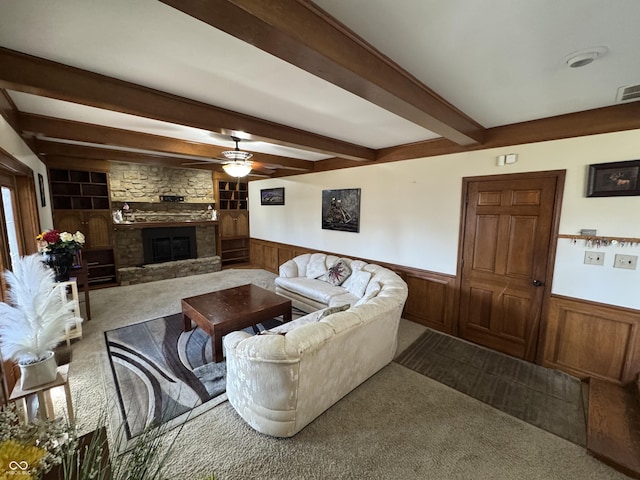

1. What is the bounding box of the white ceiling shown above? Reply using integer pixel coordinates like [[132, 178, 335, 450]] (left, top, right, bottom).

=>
[[1, 0, 639, 169]]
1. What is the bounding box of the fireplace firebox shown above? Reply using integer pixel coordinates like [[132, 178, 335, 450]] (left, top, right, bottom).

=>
[[142, 226, 197, 264]]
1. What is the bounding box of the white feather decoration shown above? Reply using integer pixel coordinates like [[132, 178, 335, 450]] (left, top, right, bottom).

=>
[[0, 254, 80, 363]]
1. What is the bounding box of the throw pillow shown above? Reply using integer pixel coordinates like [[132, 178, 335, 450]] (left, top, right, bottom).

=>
[[318, 303, 350, 320], [344, 269, 372, 297], [321, 259, 352, 286], [306, 254, 328, 279]]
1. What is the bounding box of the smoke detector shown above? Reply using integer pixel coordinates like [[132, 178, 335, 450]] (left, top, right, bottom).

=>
[[564, 46, 608, 68]]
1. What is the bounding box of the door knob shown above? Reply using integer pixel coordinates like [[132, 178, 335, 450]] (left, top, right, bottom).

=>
[[532, 279, 543, 287]]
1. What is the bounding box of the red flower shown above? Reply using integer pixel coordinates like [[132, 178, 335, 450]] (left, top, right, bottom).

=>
[[42, 230, 60, 244]]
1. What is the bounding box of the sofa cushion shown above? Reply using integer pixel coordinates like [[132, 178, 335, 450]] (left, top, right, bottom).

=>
[[275, 276, 347, 304], [343, 269, 371, 297], [345, 259, 367, 271], [355, 280, 382, 306], [306, 253, 328, 279], [320, 259, 352, 286], [328, 292, 360, 308]]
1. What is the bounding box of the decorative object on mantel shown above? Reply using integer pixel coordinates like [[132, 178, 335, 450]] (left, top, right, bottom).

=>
[[586, 159, 640, 197], [112, 209, 124, 223], [558, 234, 640, 247], [208, 204, 218, 220], [321, 188, 361, 233], [0, 255, 80, 389], [37, 229, 85, 282], [221, 136, 253, 177], [159, 194, 185, 202]]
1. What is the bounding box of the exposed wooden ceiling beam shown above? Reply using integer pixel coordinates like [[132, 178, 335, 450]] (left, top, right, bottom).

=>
[[0, 47, 374, 161], [0, 88, 18, 132], [375, 102, 640, 163], [160, 0, 485, 147], [34, 140, 222, 171], [18, 113, 315, 171]]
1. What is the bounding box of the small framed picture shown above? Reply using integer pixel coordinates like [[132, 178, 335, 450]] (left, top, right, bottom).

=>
[[38, 173, 46, 207], [260, 187, 285, 205], [587, 160, 640, 197]]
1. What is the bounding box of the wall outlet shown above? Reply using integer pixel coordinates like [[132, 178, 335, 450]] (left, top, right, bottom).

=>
[[614, 254, 638, 270], [584, 251, 605, 266]]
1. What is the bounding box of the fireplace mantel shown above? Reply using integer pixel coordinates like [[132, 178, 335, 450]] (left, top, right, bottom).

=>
[[113, 220, 219, 229]]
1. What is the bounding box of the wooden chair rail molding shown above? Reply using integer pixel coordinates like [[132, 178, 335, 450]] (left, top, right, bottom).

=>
[[542, 294, 640, 385], [249, 238, 457, 334]]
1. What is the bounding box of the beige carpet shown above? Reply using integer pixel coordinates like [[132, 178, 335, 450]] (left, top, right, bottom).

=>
[[58, 269, 631, 480]]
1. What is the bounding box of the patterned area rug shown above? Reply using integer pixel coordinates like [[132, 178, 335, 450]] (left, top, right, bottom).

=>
[[105, 311, 293, 439], [395, 328, 587, 446]]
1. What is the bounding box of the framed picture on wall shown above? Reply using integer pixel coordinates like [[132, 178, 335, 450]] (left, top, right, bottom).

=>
[[587, 160, 640, 197], [38, 173, 46, 207], [260, 187, 285, 205], [321, 188, 361, 233]]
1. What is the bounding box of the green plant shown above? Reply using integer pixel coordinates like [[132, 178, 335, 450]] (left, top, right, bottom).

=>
[[0, 254, 78, 363]]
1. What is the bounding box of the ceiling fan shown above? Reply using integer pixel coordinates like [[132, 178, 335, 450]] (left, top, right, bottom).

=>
[[220, 136, 253, 177], [181, 135, 274, 176]]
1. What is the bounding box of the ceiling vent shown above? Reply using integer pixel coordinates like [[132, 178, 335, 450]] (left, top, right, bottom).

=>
[[617, 84, 640, 103]]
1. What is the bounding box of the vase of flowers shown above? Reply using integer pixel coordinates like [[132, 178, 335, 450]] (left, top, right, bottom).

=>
[[0, 255, 79, 389], [37, 230, 85, 282]]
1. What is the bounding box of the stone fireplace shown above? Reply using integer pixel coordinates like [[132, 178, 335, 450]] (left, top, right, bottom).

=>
[[108, 163, 221, 285]]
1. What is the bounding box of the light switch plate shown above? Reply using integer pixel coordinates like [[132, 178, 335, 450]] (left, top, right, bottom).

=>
[[614, 254, 638, 270], [584, 251, 605, 266]]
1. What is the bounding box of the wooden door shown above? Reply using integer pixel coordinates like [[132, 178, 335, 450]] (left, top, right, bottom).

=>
[[54, 211, 84, 236], [84, 211, 112, 249], [458, 171, 563, 361], [220, 211, 249, 238], [219, 212, 236, 238], [235, 211, 249, 237]]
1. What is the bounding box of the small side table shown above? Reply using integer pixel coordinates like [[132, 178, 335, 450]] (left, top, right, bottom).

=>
[[57, 279, 83, 347], [9, 366, 74, 424], [71, 261, 91, 320]]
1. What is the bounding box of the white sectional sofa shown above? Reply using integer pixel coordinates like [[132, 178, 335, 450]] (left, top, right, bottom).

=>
[[223, 253, 408, 437]]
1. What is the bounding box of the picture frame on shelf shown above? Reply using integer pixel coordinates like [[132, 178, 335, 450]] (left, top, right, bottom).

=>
[[321, 188, 361, 233], [260, 187, 285, 205], [587, 160, 640, 197]]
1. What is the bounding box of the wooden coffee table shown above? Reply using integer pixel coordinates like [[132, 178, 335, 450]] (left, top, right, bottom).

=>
[[181, 284, 292, 362]]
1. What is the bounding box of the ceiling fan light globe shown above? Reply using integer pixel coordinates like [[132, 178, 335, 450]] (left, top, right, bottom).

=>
[[222, 161, 253, 177]]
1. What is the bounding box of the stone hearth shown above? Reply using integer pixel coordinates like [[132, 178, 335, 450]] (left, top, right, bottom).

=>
[[118, 257, 221, 286]]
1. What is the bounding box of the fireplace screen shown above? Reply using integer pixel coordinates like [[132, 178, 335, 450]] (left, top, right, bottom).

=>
[[142, 227, 197, 264]]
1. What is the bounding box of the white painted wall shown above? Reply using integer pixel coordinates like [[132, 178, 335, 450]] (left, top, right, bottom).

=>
[[0, 116, 52, 230], [250, 129, 640, 310]]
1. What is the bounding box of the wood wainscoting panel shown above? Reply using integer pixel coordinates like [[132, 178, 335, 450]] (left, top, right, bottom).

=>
[[249, 238, 455, 332], [543, 295, 640, 384], [402, 269, 456, 334]]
